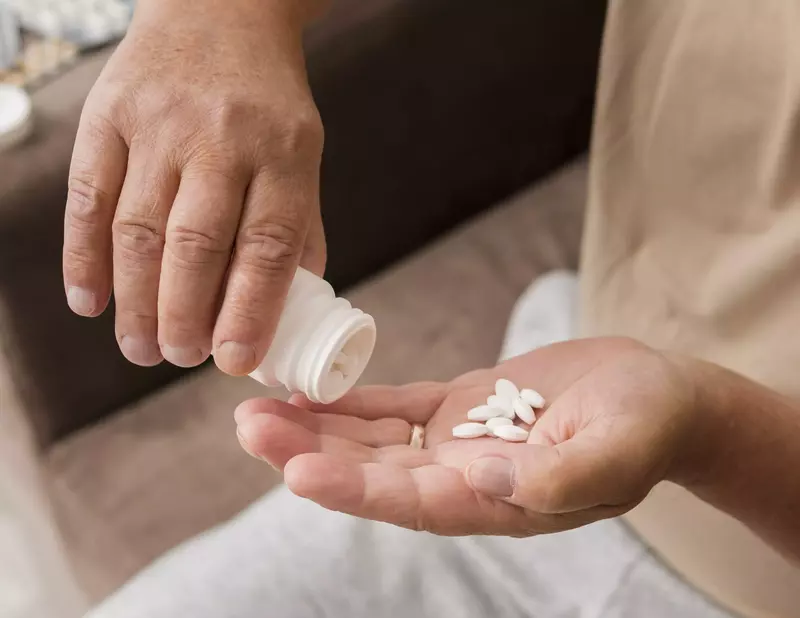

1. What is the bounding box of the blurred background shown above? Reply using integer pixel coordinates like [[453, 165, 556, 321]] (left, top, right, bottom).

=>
[[0, 1, 606, 615]]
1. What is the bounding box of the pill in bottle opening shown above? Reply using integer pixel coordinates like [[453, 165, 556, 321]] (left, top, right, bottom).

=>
[[321, 323, 375, 402]]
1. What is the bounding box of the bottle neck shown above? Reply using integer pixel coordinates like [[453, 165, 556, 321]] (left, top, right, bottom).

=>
[[249, 268, 376, 403], [291, 301, 376, 403]]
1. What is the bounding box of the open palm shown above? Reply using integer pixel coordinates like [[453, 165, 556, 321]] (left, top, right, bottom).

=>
[[235, 337, 696, 537]]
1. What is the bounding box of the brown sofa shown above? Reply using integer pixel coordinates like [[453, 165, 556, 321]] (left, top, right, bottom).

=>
[[0, 0, 603, 606]]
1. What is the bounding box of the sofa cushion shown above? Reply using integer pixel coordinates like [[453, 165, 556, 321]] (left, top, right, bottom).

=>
[[46, 160, 586, 601]]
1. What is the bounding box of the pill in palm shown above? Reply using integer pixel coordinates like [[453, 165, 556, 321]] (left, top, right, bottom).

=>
[[452, 422, 491, 439], [486, 394, 515, 418], [485, 417, 513, 433], [467, 404, 505, 422], [512, 397, 535, 424], [492, 425, 529, 442], [520, 388, 545, 409], [495, 378, 519, 401]]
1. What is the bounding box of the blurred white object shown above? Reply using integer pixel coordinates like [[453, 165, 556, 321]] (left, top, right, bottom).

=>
[[0, 3, 20, 70], [499, 270, 579, 362], [0, 83, 32, 151], [1, 0, 133, 48], [0, 356, 87, 618]]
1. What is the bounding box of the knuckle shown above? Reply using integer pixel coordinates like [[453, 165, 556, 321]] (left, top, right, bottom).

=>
[[188, 98, 324, 172], [86, 86, 133, 136], [113, 217, 165, 262], [272, 106, 324, 158], [166, 225, 230, 269], [67, 172, 115, 222], [236, 221, 302, 274], [104, 90, 133, 130], [207, 99, 249, 133], [116, 306, 158, 323], [202, 100, 260, 154], [183, 148, 243, 180], [63, 244, 97, 270], [216, 305, 265, 338]]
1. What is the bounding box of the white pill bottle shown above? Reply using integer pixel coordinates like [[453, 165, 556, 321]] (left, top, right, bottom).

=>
[[248, 267, 377, 404]]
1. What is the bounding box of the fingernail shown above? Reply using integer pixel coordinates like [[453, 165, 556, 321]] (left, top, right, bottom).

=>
[[67, 287, 97, 317], [119, 336, 163, 367], [236, 427, 278, 470], [161, 345, 206, 368], [236, 427, 251, 449], [236, 427, 258, 457], [467, 457, 515, 497], [216, 341, 256, 375]]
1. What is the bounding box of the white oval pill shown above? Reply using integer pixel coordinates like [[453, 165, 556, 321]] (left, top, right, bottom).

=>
[[492, 425, 529, 442], [333, 351, 357, 376], [512, 397, 535, 424], [495, 378, 520, 401], [452, 422, 491, 439], [328, 370, 345, 384], [485, 417, 513, 433], [520, 388, 545, 409], [466, 404, 504, 422], [486, 394, 514, 417]]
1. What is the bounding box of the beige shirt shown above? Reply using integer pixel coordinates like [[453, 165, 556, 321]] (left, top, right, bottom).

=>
[[581, 1, 800, 616]]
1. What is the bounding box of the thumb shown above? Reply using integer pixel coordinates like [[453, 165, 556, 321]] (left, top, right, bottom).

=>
[[465, 436, 649, 514]]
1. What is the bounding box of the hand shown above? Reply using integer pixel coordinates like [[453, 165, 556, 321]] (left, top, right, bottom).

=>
[[63, 0, 326, 374], [234, 337, 701, 536]]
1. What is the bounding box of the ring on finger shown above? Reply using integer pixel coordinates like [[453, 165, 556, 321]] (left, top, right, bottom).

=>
[[409, 424, 425, 449]]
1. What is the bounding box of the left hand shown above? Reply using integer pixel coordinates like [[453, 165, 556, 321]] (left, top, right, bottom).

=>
[[62, 0, 326, 374], [234, 337, 699, 536]]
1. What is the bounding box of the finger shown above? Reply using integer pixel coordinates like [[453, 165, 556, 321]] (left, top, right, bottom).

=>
[[284, 454, 533, 536], [236, 411, 375, 469], [299, 204, 326, 277], [292, 382, 448, 424], [235, 401, 433, 469], [234, 398, 412, 447], [158, 167, 248, 367], [111, 146, 178, 366], [465, 434, 647, 514], [64, 113, 127, 317], [213, 170, 311, 375]]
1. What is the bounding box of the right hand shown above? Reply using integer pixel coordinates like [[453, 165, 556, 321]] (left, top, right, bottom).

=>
[[235, 337, 701, 536], [63, 0, 327, 375]]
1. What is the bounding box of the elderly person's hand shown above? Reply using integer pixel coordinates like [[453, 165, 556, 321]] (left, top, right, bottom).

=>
[[234, 338, 704, 536], [63, 0, 326, 374]]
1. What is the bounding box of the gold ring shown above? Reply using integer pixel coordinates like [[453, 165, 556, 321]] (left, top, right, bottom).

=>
[[409, 424, 425, 449]]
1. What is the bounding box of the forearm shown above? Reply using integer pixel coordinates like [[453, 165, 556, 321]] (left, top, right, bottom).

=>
[[136, 0, 331, 29], [671, 357, 800, 562], [123, 0, 327, 85]]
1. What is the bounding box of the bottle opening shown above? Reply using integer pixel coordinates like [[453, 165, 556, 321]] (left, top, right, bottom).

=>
[[311, 313, 376, 403]]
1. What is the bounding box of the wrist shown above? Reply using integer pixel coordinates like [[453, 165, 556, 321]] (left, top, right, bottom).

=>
[[661, 354, 731, 490], [661, 353, 800, 558], [663, 353, 795, 495], [133, 0, 327, 34]]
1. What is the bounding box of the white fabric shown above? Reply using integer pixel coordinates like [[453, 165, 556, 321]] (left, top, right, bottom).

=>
[[86, 271, 733, 618], [499, 270, 579, 361], [88, 486, 732, 618], [0, 353, 86, 618]]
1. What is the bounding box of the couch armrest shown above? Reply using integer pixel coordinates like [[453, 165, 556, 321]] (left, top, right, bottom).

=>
[[0, 0, 606, 446]]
